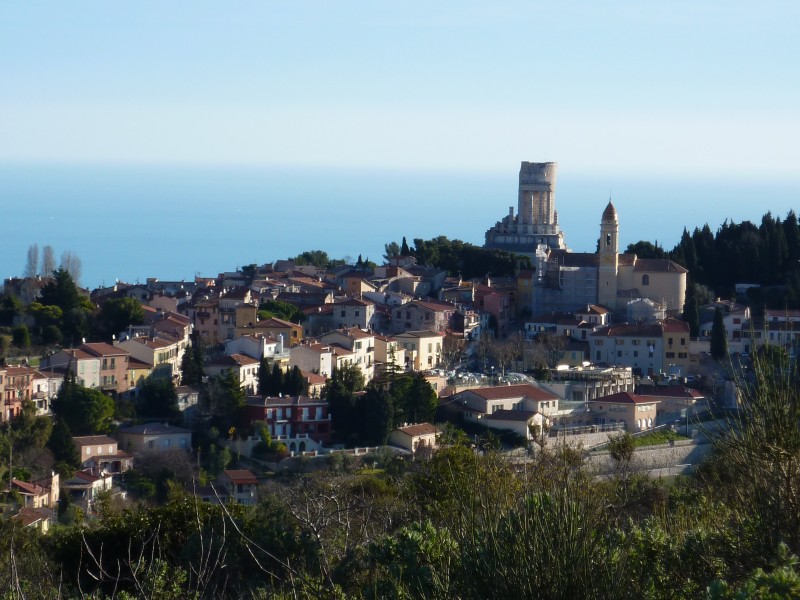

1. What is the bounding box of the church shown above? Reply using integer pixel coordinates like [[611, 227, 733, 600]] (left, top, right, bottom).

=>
[[485, 162, 687, 318]]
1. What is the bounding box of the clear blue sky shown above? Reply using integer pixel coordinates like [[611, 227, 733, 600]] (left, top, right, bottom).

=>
[[2, 1, 799, 177]]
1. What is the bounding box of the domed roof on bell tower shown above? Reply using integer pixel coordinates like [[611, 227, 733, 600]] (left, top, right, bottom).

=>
[[602, 200, 618, 222]]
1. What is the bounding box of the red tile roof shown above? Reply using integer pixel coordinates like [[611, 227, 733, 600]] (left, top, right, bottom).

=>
[[395, 423, 439, 437], [592, 391, 659, 405], [223, 469, 258, 485], [468, 384, 558, 402]]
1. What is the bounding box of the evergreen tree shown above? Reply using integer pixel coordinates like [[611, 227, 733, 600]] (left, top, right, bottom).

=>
[[784, 210, 800, 262], [39, 267, 81, 313], [258, 357, 270, 396], [264, 363, 283, 397], [284, 365, 307, 396], [47, 418, 80, 471], [98, 297, 145, 338], [137, 379, 180, 420], [180, 342, 205, 387], [683, 281, 700, 338], [400, 236, 411, 256], [711, 307, 728, 361], [359, 384, 393, 445], [325, 363, 365, 445], [218, 370, 246, 413], [52, 370, 115, 435]]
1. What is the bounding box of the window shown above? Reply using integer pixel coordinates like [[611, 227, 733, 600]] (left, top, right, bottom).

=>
[[680, 338, 686, 345], [340, 311, 346, 317], [668, 337, 673, 345], [642, 274, 650, 286], [633, 351, 638, 357], [617, 351, 622, 358], [606, 233, 611, 246], [666, 352, 675, 358]]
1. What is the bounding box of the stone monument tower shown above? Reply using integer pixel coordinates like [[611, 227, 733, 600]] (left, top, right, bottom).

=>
[[484, 161, 566, 256]]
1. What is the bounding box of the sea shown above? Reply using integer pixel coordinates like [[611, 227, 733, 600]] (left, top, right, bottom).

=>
[[1, 162, 798, 290]]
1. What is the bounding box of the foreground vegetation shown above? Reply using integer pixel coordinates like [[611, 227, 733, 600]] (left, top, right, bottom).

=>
[[0, 351, 798, 599]]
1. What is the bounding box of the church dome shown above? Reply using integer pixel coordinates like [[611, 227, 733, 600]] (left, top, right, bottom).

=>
[[602, 200, 617, 222]]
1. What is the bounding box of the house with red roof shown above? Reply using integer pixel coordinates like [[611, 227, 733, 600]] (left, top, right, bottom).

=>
[[588, 391, 659, 432], [244, 394, 331, 452], [115, 334, 185, 383], [219, 469, 259, 505], [61, 469, 116, 514], [388, 423, 439, 453], [451, 384, 559, 424], [73, 435, 133, 474], [320, 327, 376, 382], [206, 353, 261, 394], [637, 385, 705, 418], [390, 299, 456, 334]]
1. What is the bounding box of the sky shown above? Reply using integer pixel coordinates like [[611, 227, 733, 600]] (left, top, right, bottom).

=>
[[2, 1, 799, 178]]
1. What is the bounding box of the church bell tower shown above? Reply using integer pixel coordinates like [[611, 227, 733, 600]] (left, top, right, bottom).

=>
[[598, 200, 619, 310]]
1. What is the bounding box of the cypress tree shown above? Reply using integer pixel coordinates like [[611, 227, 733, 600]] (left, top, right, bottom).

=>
[[711, 307, 728, 361]]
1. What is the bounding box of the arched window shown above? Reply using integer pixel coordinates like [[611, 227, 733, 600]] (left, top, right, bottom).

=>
[[642, 274, 650, 286]]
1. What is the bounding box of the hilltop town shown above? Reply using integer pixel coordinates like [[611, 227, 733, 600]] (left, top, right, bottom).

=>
[[1, 163, 799, 597]]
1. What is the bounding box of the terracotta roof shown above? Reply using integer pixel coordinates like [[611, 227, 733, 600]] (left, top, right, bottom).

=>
[[13, 507, 52, 527], [639, 386, 704, 400], [80, 342, 130, 357], [245, 395, 327, 407], [591, 391, 659, 405], [11, 479, 46, 496], [301, 370, 328, 385], [337, 297, 372, 307], [254, 317, 298, 328], [467, 384, 559, 402], [73, 435, 117, 447], [634, 259, 688, 274], [581, 304, 609, 315], [223, 469, 259, 485], [410, 300, 456, 312], [661, 319, 690, 333], [335, 327, 374, 339], [210, 353, 260, 367], [395, 423, 439, 437]]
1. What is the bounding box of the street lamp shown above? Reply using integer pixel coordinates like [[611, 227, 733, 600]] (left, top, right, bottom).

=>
[[490, 365, 495, 384]]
